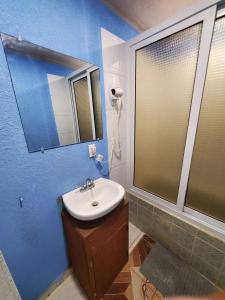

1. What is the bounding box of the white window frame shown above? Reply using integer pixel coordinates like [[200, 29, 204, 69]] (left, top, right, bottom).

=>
[[126, 0, 225, 239], [66, 65, 99, 142]]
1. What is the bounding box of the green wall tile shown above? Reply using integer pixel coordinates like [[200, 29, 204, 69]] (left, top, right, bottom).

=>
[[190, 255, 219, 283], [128, 194, 225, 287], [138, 205, 154, 235], [170, 223, 195, 249], [193, 238, 225, 270], [217, 263, 225, 288], [197, 231, 225, 254]]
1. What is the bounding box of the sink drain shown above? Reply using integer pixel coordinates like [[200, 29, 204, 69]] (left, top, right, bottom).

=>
[[91, 201, 99, 207]]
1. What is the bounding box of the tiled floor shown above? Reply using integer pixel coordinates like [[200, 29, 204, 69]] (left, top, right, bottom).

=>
[[46, 223, 158, 300], [129, 222, 143, 252], [0, 251, 21, 300], [103, 234, 163, 300], [47, 275, 86, 300]]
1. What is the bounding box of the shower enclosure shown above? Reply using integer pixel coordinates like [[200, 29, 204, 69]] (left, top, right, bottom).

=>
[[127, 1, 225, 234]]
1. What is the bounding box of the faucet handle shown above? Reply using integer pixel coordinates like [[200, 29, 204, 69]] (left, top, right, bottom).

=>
[[86, 178, 94, 188], [87, 178, 94, 186], [80, 178, 95, 192]]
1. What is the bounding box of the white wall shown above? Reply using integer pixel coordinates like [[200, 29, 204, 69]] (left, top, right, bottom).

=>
[[103, 0, 206, 31], [48, 74, 77, 145], [101, 28, 128, 188]]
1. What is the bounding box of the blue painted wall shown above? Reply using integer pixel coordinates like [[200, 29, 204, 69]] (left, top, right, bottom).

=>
[[0, 0, 137, 299]]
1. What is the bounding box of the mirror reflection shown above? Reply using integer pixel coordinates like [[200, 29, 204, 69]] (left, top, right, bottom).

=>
[[1, 34, 103, 152]]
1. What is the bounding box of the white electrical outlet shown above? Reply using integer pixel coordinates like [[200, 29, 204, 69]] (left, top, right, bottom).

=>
[[88, 144, 96, 158]]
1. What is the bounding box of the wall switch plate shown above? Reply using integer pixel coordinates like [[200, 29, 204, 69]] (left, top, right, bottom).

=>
[[88, 144, 96, 158]]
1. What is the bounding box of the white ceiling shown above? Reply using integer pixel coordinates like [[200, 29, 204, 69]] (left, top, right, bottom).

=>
[[103, 0, 203, 32]]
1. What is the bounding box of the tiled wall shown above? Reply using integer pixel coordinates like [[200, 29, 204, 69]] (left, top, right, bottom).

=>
[[128, 192, 225, 288], [101, 28, 128, 188]]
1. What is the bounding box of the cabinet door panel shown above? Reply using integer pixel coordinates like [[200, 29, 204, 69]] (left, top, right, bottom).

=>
[[92, 224, 128, 298]]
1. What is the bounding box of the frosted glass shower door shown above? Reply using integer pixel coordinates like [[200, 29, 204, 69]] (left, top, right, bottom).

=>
[[73, 77, 93, 142], [185, 14, 225, 223], [134, 23, 202, 203]]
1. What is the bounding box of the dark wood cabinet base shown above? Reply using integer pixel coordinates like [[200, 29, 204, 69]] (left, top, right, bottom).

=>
[[62, 199, 128, 300]]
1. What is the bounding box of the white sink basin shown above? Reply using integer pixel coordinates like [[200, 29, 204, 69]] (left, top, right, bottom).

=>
[[62, 178, 125, 221]]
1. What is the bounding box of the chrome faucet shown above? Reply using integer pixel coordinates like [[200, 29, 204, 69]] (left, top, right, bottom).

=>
[[80, 178, 95, 192]]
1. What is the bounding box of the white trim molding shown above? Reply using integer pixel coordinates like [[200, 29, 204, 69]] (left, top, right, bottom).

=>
[[176, 5, 217, 211]]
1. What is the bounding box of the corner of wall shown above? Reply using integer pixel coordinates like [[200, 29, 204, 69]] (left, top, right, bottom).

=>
[[0, 251, 21, 300], [101, 28, 128, 188]]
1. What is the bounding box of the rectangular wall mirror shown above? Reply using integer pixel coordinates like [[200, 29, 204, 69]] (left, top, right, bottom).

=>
[[1, 33, 103, 152]]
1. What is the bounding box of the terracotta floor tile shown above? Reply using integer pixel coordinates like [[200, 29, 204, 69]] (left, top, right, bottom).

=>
[[104, 235, 163, 300], [114, 272, 131, 284]]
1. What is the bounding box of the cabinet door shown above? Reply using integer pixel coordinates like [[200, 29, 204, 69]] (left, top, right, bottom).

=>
[[92, 223, 128, 299]]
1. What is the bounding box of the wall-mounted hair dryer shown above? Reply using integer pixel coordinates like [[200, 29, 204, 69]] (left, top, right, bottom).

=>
[[111, 88, 123, 107], [109, 87, 124, 164], [92, 87, 124, 174], [111, 88, 123, 97]]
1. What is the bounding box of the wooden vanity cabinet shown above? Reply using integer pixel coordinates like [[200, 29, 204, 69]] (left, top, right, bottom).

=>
[[62, 199, 128, 300]]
